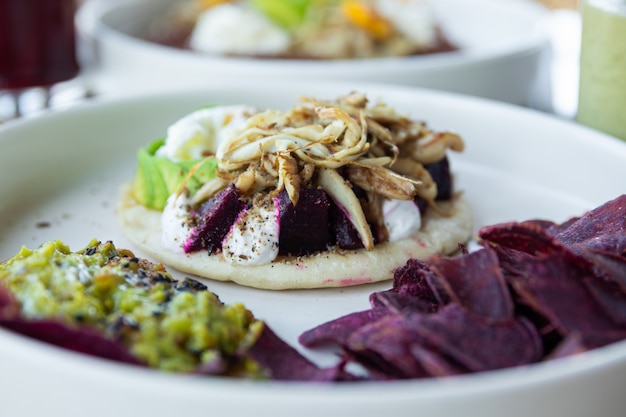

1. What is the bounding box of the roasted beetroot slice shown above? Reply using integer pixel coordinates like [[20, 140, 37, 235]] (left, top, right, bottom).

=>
[[184, 184, 245, 253], [277, 188, 332, 256], [411, 157, 452, 214], [429, 248, 514, 322], [424, 156, 452, 200], [555, 194, 626, 255], [330, 203, 365, 249], [248, 323, 356, 381]]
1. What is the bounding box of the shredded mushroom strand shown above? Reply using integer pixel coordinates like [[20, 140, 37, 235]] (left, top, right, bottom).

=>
[[185, 92, 465, 251]]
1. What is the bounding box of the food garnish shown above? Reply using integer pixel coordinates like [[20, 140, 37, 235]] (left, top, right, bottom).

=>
[[117, 92, 471, 288], [300, 195, 626, 379]]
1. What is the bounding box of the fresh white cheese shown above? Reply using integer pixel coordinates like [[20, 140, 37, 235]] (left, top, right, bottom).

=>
[[161, 191, 193, 252], [189, 3, 290, 56], [156, 105, 256, 162], [382, 198, 422, 242], [375, 0, 438, 47], [221, 200, 280, 266]]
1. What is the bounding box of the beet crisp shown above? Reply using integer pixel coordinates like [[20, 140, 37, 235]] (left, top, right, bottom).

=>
[[300, 194, 626, 380]]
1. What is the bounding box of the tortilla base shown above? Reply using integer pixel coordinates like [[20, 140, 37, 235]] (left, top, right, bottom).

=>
[[116, 183, 473, 290]]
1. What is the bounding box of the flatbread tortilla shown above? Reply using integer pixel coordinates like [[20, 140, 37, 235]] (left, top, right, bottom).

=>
[[116, 183, 473, 290]]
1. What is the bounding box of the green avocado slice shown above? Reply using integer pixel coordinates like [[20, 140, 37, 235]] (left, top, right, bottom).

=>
[[133, 140, 169, 210], [248, 0, 311, 29], [132, 138, 218, 211]]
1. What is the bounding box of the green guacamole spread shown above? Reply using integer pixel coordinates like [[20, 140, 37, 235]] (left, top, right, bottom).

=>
[[0, 239, 264, 375]]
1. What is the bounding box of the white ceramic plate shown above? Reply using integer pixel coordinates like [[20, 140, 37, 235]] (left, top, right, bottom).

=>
[[76, 0, 550, 107], [1, 81, 625, 417]]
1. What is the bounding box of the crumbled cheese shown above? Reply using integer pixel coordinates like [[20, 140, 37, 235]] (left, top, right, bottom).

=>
[[383, 198, 422, 242], [161, 192, 193, 252], [221, 199, 280, 266]]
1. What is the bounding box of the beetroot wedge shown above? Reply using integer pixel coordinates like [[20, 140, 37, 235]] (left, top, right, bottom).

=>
[[277, 188, 332, 256], [184, 184, 245, 254], [330, 203, 366, 249]]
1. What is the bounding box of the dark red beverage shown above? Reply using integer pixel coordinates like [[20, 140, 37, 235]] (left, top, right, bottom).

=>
[[0, 0, 80, 90]]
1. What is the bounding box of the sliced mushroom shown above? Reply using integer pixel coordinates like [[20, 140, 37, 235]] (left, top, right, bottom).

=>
[[199, 93, 465, 249], [276, 140, 301, 205], [389, 158, 438, 201], [400, 131, 465, 164], [190, 176, 229, 206], [345, 165, 418, 201], [318, 168, 374, 250]]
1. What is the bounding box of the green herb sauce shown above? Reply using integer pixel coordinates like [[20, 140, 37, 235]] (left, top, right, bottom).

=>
[[0, 239, 264, 375]]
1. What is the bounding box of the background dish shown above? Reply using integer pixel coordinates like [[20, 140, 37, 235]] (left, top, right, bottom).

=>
[[1, 81, 625, 417], [76, 0, 550, 106]]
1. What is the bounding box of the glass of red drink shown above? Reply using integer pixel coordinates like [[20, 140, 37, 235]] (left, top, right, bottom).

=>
[[0, 0, 81, 118]]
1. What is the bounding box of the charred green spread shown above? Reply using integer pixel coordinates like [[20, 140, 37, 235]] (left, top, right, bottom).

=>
[[0, 239, 263, 375]]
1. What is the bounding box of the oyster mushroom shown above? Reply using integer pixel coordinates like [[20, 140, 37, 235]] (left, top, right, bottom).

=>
[[180, 92, 465, 254], [318, 167, 374, 250]]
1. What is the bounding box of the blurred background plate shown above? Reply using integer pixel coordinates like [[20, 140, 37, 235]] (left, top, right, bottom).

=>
[[76, 0, 551, 107]]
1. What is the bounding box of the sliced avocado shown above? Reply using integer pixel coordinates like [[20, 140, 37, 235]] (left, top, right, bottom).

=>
[[132, 138, 219, 211], [178, 158, 218, 192], [248, 0, 311, 29], [154, 157, 193, 196], [133, 143, 170, 211]]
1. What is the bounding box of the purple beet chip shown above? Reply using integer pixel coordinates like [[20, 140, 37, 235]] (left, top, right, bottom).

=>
[[429, 248, 514, 322], [248, 323, 355, 381], [406, 304, 543, 374], [508, 252, 626, 349], [388, 258, 451, 307], [299, 195, 626, 381], [554, 194, 626, 255], [299, 307, 391, 348]]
